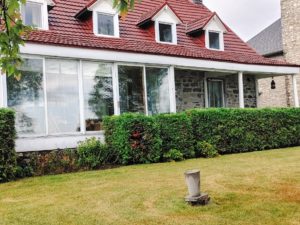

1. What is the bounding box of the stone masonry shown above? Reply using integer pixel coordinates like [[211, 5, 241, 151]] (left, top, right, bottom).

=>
[[281, 0, 300, 106], [175, 69, 257, 112]]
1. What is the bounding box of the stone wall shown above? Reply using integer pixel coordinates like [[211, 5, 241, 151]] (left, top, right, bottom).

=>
[[281, 0, 300, 106], [175, 69, 257, 112]]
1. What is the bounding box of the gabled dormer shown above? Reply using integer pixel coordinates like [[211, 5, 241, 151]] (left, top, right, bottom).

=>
[[137, 3, 182, 45], [75, 0, 120, 38], [187, 13, 227, 51], [21, 0, 54, 30]]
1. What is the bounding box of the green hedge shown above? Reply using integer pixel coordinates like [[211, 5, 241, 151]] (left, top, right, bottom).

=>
[[187, 108, 300, 153], [0, 108, 16, 183], [103, 113, 162, 165], [155, 113, 195, 158]]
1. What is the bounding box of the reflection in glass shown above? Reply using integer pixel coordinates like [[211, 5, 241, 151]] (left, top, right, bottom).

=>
[[45, 59, 80, 134], [209, 32, 220, 50], [21, 2, 42, 28], [83, 62, 114, 131], [97, 13, 114, 35], [118, 66, 145, 114], [7, 58, 46, 135], [159, 23, 172, 43], [146, 68, 170, 115]]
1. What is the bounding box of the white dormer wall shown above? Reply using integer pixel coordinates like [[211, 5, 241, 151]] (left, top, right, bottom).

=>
[[204, 15, 227, 51], [153, 5, 181, 44], [88, 0, 120, 38], [21, 0, 53, 30]]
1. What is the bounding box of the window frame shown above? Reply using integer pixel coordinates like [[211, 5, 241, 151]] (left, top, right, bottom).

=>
[[205, 30, 224, 51], [206, 78, 225, 108], [155, 21, 177, 45], [93, 11, 119, 38], [21, 0, 49, 30]]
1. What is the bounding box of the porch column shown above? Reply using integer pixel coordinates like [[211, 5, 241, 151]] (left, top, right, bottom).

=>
[[169, 66, 177, 113], [292, 74, 299, 107], [238, 71, 245, 108]]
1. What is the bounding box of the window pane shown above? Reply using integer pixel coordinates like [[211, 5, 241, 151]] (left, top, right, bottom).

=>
[[118, 66, 145, 114], [45, 59, 80, 134], [159, 23, 172, 43], [22, 2, 42, 28], [208, 80, 224, 108], [7, 58, 46, 135], [209, 32, 220, 49], [97, 13, 114, 35], [146, 68, 170, 115], [82, 62, 114, 131]]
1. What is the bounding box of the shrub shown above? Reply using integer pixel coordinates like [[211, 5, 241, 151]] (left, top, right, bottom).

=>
[[103, 113, 162, 165], [77, 138, 112, 169], [155, 113, 195, 158], [195, 141, 218, 158], [0, 108, 16, 183], [163, 149, 184, 162], [188, 108, 300, 154]]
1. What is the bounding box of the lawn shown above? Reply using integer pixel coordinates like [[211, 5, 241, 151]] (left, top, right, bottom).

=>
[[0, 148, 299, 225]]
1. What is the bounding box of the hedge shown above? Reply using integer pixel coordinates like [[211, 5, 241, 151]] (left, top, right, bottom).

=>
[[103, 113, 162, 165], [0, 108, 16, 183], [155, 113, 195, 158], [187, 108, 300, 153]]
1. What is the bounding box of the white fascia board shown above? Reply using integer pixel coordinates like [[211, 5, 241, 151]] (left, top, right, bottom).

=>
[[152, 5, 181, 24], [20, 43, 300, 75]]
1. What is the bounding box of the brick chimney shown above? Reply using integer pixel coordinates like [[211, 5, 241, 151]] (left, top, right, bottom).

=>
[[191, 0, 203, 4]]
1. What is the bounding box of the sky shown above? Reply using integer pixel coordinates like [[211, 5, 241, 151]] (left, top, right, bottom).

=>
[[203, 0, 281, 41]]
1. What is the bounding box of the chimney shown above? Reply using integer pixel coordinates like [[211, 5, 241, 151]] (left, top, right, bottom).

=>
[[191, 0, 203, 4]]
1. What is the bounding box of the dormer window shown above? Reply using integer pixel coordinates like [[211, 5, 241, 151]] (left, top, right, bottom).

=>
[[208, 31, 221, 50], [97, 13, 115, 36], [158, 23, 173, 43], [21, 0, 54, 30], [21, 1, 42, 28]]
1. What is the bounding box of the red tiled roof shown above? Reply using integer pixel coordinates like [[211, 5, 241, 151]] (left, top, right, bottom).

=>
[[24, 0, 297, 67]]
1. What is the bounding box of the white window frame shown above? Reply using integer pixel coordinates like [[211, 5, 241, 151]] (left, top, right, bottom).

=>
[[21, 0, 49, 30], [205, 30, 224, 51], [206, 78, 225, 108], [155, 21, 177, 45], [93, 11, 119, 38]]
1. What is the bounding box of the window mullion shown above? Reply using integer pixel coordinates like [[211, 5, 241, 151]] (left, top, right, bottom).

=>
[[43, 57, 49, 135], [78, 60, 86, 134]]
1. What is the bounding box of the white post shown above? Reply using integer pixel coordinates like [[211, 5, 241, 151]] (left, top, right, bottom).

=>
[[204, 73, 208, 108], [0, 72, 7, 108], [292, 74, 299, 107], [169, 66, 177, 113], [112, 63, 120, 115], [238, 71, 245, 108]]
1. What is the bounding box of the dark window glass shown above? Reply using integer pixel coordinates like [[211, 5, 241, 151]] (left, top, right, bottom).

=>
[[159, 23, 172, 43], [97, 13, 114, 36], [209, 32, 220, 49]]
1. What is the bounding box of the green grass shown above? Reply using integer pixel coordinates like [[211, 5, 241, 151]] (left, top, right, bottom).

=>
[[1, 148, 300, 225]]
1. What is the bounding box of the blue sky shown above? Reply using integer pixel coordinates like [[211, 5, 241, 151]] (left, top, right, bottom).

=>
[[203, 0, 281, 41]]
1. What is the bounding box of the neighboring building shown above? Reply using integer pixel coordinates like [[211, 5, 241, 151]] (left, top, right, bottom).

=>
[[0, 0, 299, 152], [248, 19, 290, 107]]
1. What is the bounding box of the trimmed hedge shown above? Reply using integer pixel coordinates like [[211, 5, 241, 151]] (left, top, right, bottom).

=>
[[103, 113, 162, 165], [155, 113, 195, 158], [0, 108, 16, 183], [188, 108, 300, 153]]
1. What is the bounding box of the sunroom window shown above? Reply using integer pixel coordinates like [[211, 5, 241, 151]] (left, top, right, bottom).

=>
[[21, 1, 43, 28], [97, 13, 115, 36]]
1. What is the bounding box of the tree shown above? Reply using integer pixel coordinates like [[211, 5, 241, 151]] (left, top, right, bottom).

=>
[[0, 0, 30, 78]]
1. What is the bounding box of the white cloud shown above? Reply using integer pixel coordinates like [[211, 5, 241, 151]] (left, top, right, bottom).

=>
[[203, 0, 281, 41]]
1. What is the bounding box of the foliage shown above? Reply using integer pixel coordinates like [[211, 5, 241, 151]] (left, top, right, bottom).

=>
[[163, 149, 184, 162], [77, 137, 114, 169], [103, 113, 162, 165], [0, 0, 31, 78], [16, 149, 79, 177], [155, 113, 195, 158], [113, 0, 137, 16], [195, 141, 218, 158], [187, 108, 300, 154], [0, 108, 16, 182]]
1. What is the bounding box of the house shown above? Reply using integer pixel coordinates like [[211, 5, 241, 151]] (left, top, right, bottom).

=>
[[0, 0, 299, 152]]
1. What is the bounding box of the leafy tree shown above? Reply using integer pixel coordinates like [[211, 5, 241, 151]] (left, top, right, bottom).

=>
[[0, 0, 30, 78]]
